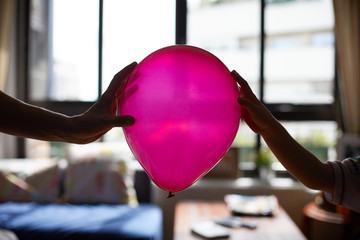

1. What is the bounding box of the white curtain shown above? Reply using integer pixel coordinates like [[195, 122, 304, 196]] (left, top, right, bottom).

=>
[[0, 0, 17, 158], [333, 0, 360, 134], [0, 0, 14, 91]]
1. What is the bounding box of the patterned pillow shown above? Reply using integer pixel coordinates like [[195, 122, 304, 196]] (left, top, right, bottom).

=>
[[64, 143, 138, 205], [0, 159, 62, 203], [0, 171, 34, 202], [25, 162, 62, 201]]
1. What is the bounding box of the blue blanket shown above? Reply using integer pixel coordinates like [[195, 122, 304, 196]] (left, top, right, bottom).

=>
[[0, 202, 162, 240]]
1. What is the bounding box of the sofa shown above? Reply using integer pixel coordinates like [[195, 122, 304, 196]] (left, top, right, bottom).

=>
[[0, 143, 163, 240]]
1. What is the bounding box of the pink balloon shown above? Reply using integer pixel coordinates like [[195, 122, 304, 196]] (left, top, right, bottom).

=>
[[119, 45, 241, 194]]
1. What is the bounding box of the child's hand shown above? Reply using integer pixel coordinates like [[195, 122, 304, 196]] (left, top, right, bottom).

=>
[[231, 70, 277, 136], [232, 70, 334, 193]]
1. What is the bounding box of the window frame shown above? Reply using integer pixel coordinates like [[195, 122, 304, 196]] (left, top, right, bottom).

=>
[[17, 0, 339, 172]]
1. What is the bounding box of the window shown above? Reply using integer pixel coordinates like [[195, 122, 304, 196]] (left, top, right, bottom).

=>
[[30, 0, 99, 101], [264, 0, 334, 104], [102, 0, 175, 91], [23, 0, 337, 176], [185, 0, 337, 173], [25, 0, 175, 158], [263, 0, 337, 166], [29, 0, 175, 102]]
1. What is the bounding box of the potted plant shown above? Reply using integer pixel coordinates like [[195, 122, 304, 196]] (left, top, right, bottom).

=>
[[255, 149, 274, 182]]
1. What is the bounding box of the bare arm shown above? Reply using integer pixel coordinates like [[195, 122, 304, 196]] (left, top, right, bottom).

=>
[[0, 62, 137, 144], [232, 70, 334, 193]]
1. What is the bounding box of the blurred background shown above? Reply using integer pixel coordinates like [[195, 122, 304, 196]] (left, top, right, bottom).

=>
[[1, 0, 360, 239]]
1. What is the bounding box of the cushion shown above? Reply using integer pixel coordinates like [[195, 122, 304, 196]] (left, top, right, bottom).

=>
[[0, 159, 62, 203], [0, 202, 163, 240], [64, 158, 137, 205], [65, 143, 138, 205], [0, 172, 34, 202], [24, 162, 62, 201]]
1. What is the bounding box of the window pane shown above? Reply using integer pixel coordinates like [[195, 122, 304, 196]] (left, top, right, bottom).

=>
[[52, 0, 99, 101], [187, 0, 260, 91], [30, 0, 99, 101], [29, 0, 49, 101], [265, 121, 338, 163], [264, 0, 335, 103], [102, 0, 175, 92]]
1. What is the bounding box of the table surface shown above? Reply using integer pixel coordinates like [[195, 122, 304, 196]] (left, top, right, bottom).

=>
[[174, 201, 307, 240]]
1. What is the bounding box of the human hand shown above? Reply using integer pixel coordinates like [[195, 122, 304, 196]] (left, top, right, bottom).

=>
[[232, 70, 335, 193], [231, 70, 278, 136], [70, 62, 137, 143]]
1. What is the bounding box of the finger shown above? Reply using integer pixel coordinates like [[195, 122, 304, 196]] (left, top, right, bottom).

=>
[[237, 97, 258, 113], [106, 62, 138, 96], [231, 70, 257, 101], [237, 97, 252, 107]]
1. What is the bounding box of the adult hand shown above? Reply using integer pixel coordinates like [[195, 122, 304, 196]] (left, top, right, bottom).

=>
[[70, 62, 138, 143]]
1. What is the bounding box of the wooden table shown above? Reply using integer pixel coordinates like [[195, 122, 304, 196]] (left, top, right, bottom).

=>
[[174, 201, 307, 240]]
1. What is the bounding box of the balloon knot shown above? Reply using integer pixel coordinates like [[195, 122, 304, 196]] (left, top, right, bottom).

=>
[[167, 192, 175, 198]]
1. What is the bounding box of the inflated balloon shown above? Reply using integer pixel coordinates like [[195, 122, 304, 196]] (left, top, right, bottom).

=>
[[119, 45, 241, 195]]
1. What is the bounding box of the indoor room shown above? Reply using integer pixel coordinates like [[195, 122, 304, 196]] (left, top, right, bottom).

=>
[[0, 0, 359, 239]]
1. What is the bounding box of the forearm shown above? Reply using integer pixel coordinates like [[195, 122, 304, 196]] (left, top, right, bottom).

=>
[[0, 92, 75, 142], [0, 63, 136, 144], [260, 118, 334, 192]]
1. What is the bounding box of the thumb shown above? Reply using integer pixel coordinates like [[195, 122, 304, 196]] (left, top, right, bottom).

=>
[[112, 115, 135, 127]]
